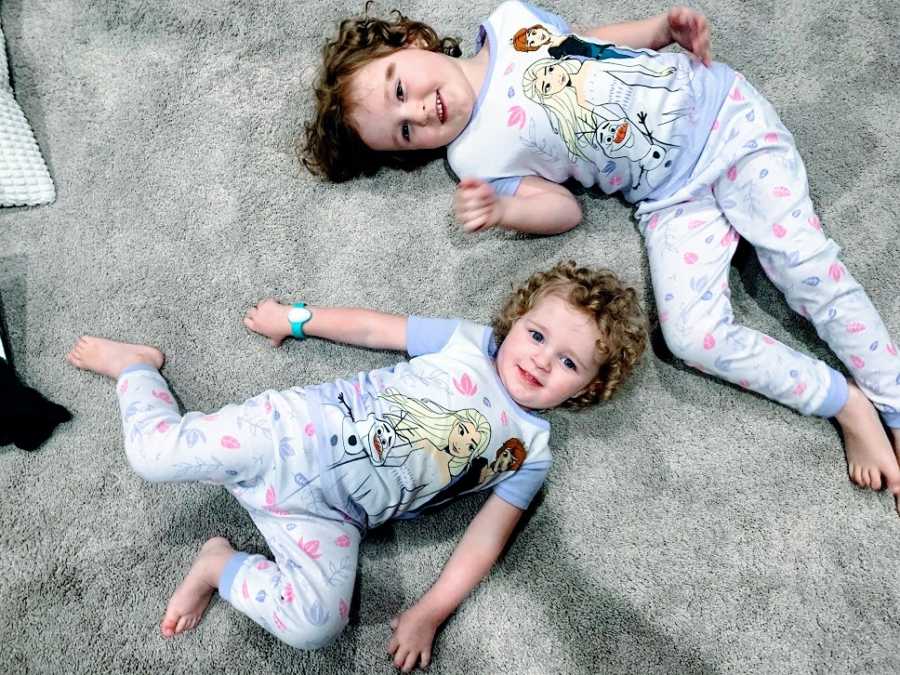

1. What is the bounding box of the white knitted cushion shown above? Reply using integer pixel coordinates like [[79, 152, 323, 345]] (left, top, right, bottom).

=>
[[0, 21, 55, 207]]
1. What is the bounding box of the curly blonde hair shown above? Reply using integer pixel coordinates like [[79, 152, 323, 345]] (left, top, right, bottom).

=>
[[300, 4, 461, 182], [493, 260, 647, 408]]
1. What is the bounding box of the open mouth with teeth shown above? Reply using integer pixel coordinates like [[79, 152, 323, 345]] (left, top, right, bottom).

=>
[[517, 365, 542, 388], [436, 90, 447, 124]]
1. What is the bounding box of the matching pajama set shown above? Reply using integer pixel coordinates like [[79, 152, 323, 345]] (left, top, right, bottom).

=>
[[448, 0, 900, 427], [115, 318, 551, 648]]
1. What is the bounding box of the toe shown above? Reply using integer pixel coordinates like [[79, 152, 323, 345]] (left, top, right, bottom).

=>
[[175, 614, 191, 635], [869, 469, 883, 491]]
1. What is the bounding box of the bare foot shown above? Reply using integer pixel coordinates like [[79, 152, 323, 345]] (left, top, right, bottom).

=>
[[836, 382, 900, 493], [244, 298, 293, 346], [160, 537, 235, 639], [66, 336, 164, 380]]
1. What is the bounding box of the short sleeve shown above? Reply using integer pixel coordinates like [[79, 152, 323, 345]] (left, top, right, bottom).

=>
[[406, 316, 461, 356], [491, 176, 523, 196], [492, 459, 551, 510]]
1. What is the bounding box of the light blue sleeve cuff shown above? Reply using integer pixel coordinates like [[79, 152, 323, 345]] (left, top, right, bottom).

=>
[[407, 316, 460, 356], [815, 367, 849, 419], [218, 552, 250, 603], [491, 176, 523, 196]]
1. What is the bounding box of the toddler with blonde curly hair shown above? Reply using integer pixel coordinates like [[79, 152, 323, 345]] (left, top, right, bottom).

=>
[[67, 260, 646, 671]]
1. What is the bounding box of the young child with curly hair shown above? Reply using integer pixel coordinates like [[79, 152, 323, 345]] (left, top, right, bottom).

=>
[[66, 261, 646, 671], [302, 1, 900, 511]]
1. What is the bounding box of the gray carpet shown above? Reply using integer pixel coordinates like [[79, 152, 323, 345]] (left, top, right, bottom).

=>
[[2, 1, 899, 673]]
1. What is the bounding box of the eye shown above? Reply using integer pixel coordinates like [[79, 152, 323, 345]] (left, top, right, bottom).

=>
[[401, 122, 410, 142], [548, 66, 554, 72], [458, 424, 465, 436], [529, 329, 544, 344], [396, 81, 405, 101], [562, 357, 577, 371]]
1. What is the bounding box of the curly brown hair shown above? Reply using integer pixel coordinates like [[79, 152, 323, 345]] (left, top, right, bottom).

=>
[[300, 4, 461, 182], [493, 260, 647, 408]]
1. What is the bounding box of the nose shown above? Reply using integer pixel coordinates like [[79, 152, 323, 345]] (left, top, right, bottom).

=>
[[405, 98, 430, 126], [532, 347, 552, 372]]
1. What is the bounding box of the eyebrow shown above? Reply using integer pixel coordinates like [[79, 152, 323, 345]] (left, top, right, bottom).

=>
[[530, 318, 590, 369]]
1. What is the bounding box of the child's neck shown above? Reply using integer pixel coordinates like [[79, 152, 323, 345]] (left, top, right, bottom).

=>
[[457, 42, 491, 104]]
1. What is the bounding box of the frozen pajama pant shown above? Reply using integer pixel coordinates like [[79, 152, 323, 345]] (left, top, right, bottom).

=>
[[635, 75, 900, 426], [116, 364, 361, 649]]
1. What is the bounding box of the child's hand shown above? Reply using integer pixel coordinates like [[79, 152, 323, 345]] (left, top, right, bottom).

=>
[[667, 6, 711, 66], [243, 298, 293, 347], [387, 605, 441, 672], [454, 177, 503, 233]]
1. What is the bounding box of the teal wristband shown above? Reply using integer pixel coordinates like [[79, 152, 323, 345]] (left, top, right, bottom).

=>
[[287, 303, 312, 339]]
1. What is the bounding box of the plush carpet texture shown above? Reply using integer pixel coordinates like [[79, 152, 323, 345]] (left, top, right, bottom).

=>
[[1, 1, 899, 673]]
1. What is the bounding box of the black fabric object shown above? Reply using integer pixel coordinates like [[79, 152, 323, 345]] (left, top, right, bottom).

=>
[[0, 357, 72, 450], [0, 293, 71, 450]]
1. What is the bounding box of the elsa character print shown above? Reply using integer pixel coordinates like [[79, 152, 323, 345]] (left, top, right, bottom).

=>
[[522, 57, 680, 188]]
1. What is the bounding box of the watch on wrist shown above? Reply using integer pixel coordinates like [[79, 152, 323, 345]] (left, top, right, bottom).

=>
[[287, 302, 312, 339]]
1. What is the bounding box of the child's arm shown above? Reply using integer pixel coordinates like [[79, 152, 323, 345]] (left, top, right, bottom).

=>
[[387, 494, 523, 672], [577, 6, 711, 65], [243, 299, 407, 351], [454, 176, 581, 235]]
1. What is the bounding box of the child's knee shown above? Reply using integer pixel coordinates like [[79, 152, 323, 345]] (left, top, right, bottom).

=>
[[278, 612, 348, 650], [659, 320, 710, 364]]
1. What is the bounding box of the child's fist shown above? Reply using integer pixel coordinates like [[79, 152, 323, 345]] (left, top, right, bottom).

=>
[[454, 177, 503, 233], [667, 6, 711, 66]]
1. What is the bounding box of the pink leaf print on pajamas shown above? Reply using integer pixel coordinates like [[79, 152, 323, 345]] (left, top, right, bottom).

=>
[[273, 612, 287, 631], [152, 389, 173, 405], [772, 186, 791, 198], [221, 435, 240, 449], [453, 373, 477, 396], [729, 87, 744, 102], [829, 263, 844, 282], [772, 223, 787, 238], [683, 252, 699, 265], [887, 344, 897, 357], [298, 537, 322, 560], [808, 216, 822, 231], [703, 335, 716, 350], [335, 534, 351, 548], [242, 579, 250, 599], [282, 583, 295, 604], [155, 420, 170, 433], [507, 105, 525, 129], [339, 599, 349, 620], [118, 380, 129, 395], [851, 356, 865, 369], [265, 486, 288, 516], [847, 322, 866, 334]]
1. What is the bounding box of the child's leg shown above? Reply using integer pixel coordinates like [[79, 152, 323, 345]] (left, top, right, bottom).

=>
[[708, 83, 900, 494], [640, 192, 843, 417], [162, 512, 360, 650], [69, 336, 277, 484]]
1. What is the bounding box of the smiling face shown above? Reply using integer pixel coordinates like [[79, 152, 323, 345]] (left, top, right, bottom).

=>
[[346, 47, 476, 152], [496, 293, 604, 410]]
